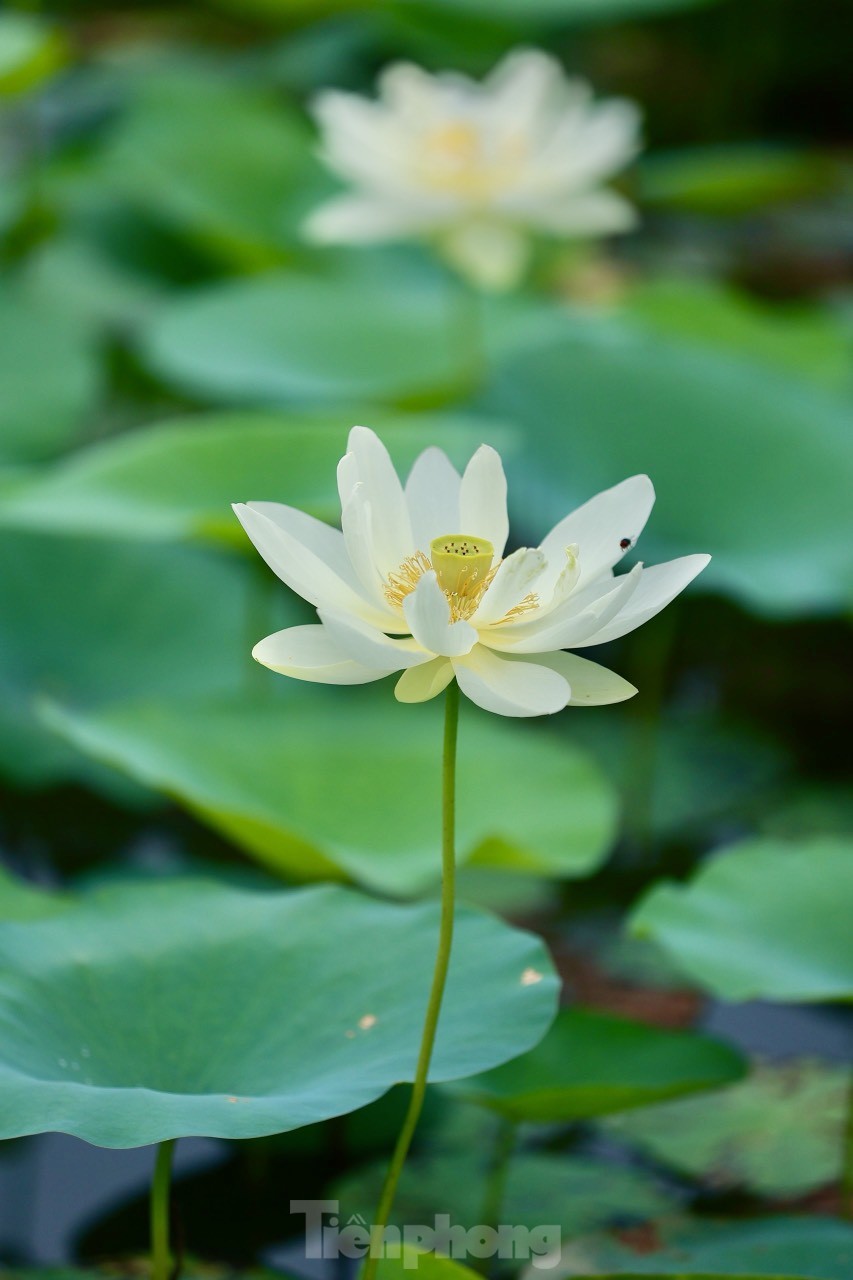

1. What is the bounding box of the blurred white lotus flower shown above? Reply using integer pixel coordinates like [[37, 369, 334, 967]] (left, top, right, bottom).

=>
[[304, 50, 640, 289], [234, 428, 708, 718]]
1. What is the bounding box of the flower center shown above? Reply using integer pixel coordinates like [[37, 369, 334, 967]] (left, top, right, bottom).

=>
[[384, 534, 540, 626], [416, 121, 526, 199], [430, 534, 494, 598]]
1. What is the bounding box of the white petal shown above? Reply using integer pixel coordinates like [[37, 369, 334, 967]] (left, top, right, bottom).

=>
[[403, 571, 478, 658], [242, 501, 353, 579], [318, 610, 429, 672], [488, 563, 643, 653], [539, 475, 655, 591], [472, 547, 546, 627], [378, 62, 442, 120], [405, 446, 461, 553], [395, 657, 455, 704], [233, 502, 391, 629], [486, 49, 580, 133], [459, 445, 509, 558], [252, 625, 389, 685], [453, 646, 570, 718], [310, 92, 411, 195], [522, 189, 637, 237], [304, 194, 436, 244], [439, 221, 530, 292], [531, 651, 637, 705], [339, 486, 387, 608], [340, 426, 413, 579], [578, 554, 711, 647], [525, 98, 642, 194], [526, 542, 581, 622]]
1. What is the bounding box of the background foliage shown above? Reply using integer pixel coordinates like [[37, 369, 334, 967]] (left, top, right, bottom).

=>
[[0, 0, 850, 1276]]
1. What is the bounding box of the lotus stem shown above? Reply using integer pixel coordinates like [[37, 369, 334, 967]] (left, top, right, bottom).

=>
[[151, 1138, 176, 1280], [843, 1075, 853, 1219], [477, 1116, 518, 1272], [361, 679, 460, 1280]]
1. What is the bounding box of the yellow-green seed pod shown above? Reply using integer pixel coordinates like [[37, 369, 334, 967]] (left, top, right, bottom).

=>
[[430, 534, 494, 597]]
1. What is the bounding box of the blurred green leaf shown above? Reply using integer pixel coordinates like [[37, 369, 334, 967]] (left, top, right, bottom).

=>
[[640, 145, 843, 214], [339, 1144, 672, 1239], [0, 868, 69, 922], [376, 1255, 478, 1280], [626, 278, 852, 393], [140, 267, 474, 408], [760, 785, 853, 842], [0, 13, 66, 97], [0, 286, 102, 464], [556, 1215, 853, 1278], [0, 411, 515, 545], [630, 837, 853, 1001], [97, 68, 320, 267], [402, 0, 721, 20], [606, 1061, 849, 1197], [568, 712, 789, 841], [21, 237, 168, 334], [238, 0, 723, 21], [445, 1007, 745, 1123], [0, 532, 276, 786], [1, 1273, 285, 1280], [485, 314, 853, 616], [0, 877, 557, 1147], [44, 692, 618, 895]]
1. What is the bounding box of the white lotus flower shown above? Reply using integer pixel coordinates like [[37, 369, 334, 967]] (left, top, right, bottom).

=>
[[233, 428, 709, 718], [304, 49, 641, 290]]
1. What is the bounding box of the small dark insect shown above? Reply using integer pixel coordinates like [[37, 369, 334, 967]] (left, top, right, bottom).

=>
[[619, 537, 631, 550]]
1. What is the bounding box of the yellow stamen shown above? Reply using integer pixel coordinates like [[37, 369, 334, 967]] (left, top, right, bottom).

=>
[[416, 121, 527, 198], [499, 591, 539, 624], [384, 550, 432, 610]]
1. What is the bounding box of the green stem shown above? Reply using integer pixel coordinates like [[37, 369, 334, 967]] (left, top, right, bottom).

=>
[[151, 1138, 176, 1280], [477, 1117, 517, 1273], [624, 601, 679, 858], [451, 276, 488, 391], [361, 680, 460, 1280], [842, 1074, 853, 1219]]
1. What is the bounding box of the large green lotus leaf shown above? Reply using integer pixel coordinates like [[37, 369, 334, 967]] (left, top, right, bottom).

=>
[[625, 278, 851, 392], [606, 1061, 849, 1197], [445, 1007, 745, 1122], [630, 837, 853, 1001], [140, 268, 471, 407], [0, 530, 283, 786], [555, 1216, 853, 1279], [0, 12, 66, 96], [0, 411, 514, 546], [0, 286, 102, 463], [0, 877, 558, 1148], [96, 67, 320, 265], [484, 315, 853, 616], [44, 691, 618, 895]]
